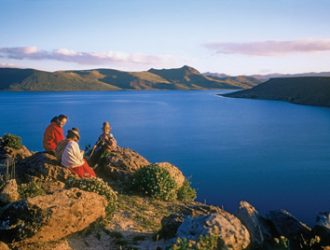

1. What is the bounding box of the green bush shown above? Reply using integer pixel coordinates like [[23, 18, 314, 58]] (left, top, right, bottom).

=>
[[170, 234, 220, 250], [65, 177, 117, 218], [18, 179, 46, 199], [2, 133, 23, 149], [177, 180, 197, 202], [131, 164, 177, 201]]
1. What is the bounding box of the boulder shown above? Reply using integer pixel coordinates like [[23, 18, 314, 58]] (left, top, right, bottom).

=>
[[316, 212, 330, 231], [14, 239, 72, 250], [266, 209, 311, 239], [177, 210, 250, 250], [237, 201, 273, 246], [0, 242, 9, 250], [0, 188, 107, 244], [15, 152, 75, 183], [0, 179, 20, 204], [0, 136, 32, 166], [156, 162, 185, 189], [160, 203, 223, 240], [99, 147, 150, 182], [314, 212, 330, 245], [160, 213, 186, 240]]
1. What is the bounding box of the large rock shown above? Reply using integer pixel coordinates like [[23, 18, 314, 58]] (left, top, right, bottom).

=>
[[267, 209, 311, 239], [15, 152, 75, 183], [237, 201, 273, 246], [156, 162, 185, 189], [177, 211, 250, 250], [0, 188, 107, 244], [14, 239, 72, 250], [99, 147, 150, 182], [160, 203, 223, 240], [0, 179, 20, 204], [316, 212, 330, 231], [314, 212, 330, 245], [0, 242, 9, 250], [0, 136, 32, 166]]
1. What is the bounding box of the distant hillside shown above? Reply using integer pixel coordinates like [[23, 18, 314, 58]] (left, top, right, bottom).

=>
[[204, 72, 261, 88], [0, 66, 252, 91], [223, 77, 330, 107], [0, 68, 119, 91]]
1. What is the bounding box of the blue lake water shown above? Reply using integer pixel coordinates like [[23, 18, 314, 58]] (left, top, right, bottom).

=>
[[0, 90, 329, 225]]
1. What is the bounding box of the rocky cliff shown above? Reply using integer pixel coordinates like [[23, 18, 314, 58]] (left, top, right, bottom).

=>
[[0, 134, 329, 250]]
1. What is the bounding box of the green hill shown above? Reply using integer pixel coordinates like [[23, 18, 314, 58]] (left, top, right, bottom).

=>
[[0, 66, 251, 91], [223, 77, 330, 107]]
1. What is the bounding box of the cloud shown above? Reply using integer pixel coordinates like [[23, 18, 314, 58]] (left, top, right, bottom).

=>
[[0, 62, 16, 68], [0, 46, 176, 66], [204, 39, 330, 56]]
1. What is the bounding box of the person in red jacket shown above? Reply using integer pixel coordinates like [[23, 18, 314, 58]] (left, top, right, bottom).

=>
[[43, 114, 68, 152]]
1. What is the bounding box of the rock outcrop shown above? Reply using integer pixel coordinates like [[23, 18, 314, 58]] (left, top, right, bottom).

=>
[[0, 188, 107, 245], [314, 212, 330, 245], [0, 179, 20, 204], [177, 211, 250, 250], [156, 162, 185, 189], [266, 209, 312, 239], [98, 147, 150, 183], [15, 152, 74, 183], [15, 239, 72, 250], [0, 242, 9, 250], [0, 136, 32, 166], [237, 201, 273, 246]]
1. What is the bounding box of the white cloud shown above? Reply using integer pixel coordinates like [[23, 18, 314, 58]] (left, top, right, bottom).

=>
[[0, 46, 176, 67], [204, 39, 330, 56], [0, 62, 16, 68]]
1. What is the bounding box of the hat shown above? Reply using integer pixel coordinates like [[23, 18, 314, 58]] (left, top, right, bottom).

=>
[[68, 127, 80, 139], [102, 121, 111, 129]]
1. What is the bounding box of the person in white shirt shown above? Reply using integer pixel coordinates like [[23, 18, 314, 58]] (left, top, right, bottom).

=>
[[61, 128, 96, 178]]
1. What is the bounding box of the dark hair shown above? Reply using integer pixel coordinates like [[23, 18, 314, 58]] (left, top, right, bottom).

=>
[[50, 116, 58, 123], [58, 114, 67, 121]]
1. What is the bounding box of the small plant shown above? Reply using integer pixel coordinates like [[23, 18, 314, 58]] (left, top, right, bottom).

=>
[[170, 234, 220, 250], [0, 174, 5, 187], [272, 236, 289, 250], [18, 179, 46, 199], [65, 177, 117, 220], [2, 133, 23, 149], [177, 180, 197, 202], [0, 200, 50, 241], [131, 164, 177, 201]]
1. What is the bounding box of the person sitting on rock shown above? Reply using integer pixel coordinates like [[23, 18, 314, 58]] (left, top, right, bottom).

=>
[[43, 114, 68, 152], [89, 121, 117, 166], [61, 128, 96, 178]]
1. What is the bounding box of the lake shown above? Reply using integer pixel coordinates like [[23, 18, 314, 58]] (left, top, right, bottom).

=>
[[0, 90, 329, 225]]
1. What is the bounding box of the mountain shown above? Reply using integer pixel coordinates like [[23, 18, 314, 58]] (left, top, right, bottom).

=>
[[0, 68, 119, 91], [0, 66, 252, 91], [223, 77, 330, 107], [204, 72, 262, 88]]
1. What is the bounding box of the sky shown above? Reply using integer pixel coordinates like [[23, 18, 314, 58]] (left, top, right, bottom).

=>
[[1, 0, 330, 75]]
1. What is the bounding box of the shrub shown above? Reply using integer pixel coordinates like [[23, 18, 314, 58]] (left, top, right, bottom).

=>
[[18, 179, 46, 199], [131, 164, 177, 201], [177, 180, 197, 202], [170, 234, 220, 250], [1, 200, 50, 241], [0, 175, 5, 190], [2, 133, 23, 149], [65, 177, 117, 219]]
